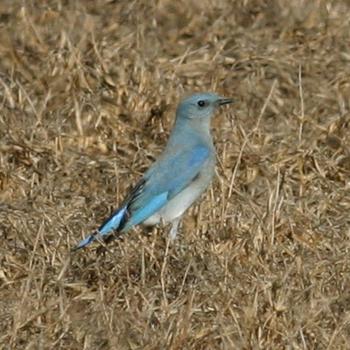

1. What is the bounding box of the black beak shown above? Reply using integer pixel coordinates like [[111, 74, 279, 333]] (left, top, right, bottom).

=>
[[218, 97, 234, 106]]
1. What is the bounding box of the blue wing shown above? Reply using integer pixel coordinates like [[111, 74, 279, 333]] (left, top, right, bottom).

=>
[[73, 144, 210, 250]]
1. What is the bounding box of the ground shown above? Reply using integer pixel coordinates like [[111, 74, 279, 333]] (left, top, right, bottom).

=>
[[1, 0, 350, 349]]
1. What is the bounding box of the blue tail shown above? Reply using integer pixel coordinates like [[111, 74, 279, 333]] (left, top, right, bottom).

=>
[[73, 206, 127, 250], [73, 178, 169, 250]]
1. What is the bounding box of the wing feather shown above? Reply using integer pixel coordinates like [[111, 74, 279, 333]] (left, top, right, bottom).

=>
[[74, 144, 210, 249]]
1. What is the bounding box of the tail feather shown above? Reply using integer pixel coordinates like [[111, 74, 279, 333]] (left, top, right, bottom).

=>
[[99, 206, 127, 234], [73, 206, 128, 250], [72, 231, 100, 251]]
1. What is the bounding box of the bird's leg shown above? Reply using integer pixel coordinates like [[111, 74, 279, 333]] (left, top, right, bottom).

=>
[[169, 217, 181, 240]]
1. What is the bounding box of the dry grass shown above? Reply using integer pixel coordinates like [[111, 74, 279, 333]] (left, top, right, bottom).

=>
[[1, 0, 350, 349]]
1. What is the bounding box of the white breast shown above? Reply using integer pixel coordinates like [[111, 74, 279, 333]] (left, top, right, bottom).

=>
[[143, 158, 215, 226]]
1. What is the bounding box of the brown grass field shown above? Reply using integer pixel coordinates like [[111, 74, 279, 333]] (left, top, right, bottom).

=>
[[1, 0, 350, 349]]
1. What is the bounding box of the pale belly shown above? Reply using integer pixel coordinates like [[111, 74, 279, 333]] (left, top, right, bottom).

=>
[[143, 159, 215, 226]]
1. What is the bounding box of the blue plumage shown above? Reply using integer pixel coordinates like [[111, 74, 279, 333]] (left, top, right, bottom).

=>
[[74, 92, 233, 250]]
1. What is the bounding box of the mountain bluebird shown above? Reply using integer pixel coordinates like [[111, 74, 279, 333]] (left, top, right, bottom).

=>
[[74, 92, 233, 250]]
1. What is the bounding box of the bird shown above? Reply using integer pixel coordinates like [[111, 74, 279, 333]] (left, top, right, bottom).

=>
[[74, 92, 233, 250]]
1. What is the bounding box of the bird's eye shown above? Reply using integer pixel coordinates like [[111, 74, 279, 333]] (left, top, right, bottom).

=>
[[197, 100, 206, 107]]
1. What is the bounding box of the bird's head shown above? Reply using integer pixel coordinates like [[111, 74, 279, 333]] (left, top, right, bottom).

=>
[[176, 92, 233, 121]]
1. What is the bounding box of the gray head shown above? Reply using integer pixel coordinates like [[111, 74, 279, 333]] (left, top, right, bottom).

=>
[[176, 92, 233, 120]]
